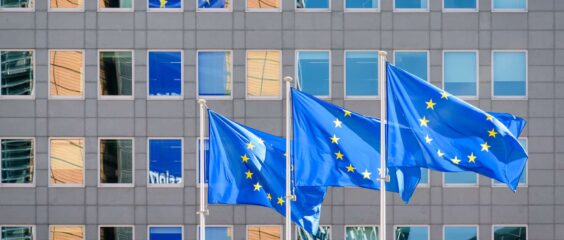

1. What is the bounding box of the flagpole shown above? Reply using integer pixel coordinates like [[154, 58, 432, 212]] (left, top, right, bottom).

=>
[[283, 76, 293, 240], [378, 51, 388, 240], [198, 98, 208, 240]]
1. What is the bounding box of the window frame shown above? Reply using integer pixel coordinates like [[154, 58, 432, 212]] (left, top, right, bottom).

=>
[[147, 225, 184, 240], [245, 49, 283, 100], [491, 50, 528, 100], [196, 0, 233, 12], [443, 225, 479, 240], [343, 0, 380, 12], [417, 168, 430, 188], [492, 137, 528, 187], [393, 225, 430, 240], [442, 171, 479, 188], [48, 137, 86, 188], [442, 0, 478, 12], [98, 225, 135, 240], [146, 49, 184, 100], [0, 137, 36, 188], [442, 50, 479, 100], [393, 0, 429, 12], [0, 225, 36, 240], [147, 0, 183, 12], [295, 49, 332, 99], [294, 0, 331, 12], [246, 225, 283, 240], [0, 49, 35, 99], [48, 49, 85, 100], [196, 49, 234, 100], [48, 0, 84, 12], [97, 0, 134, 12], [344, 225, 378, 240], [49, 225, 85, 240], [0, 0, 34, 12], [393, 50, 430, 82], [97, 49, 135, 100], [197, 225, 234, 240], [492, 224, 528, 240], [147, 137, 184, 188], [343, 50, 380, 100], [296, 225, 331, 240], [246, 0, 281, 12], [97, 137, 135, 188], [492, 0, 527, 12]]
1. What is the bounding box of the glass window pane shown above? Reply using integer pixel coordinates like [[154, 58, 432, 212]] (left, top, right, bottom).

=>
[[100, 226, 133, 240], [346, 0, 378, 9], [345, 226, 378, 240], [198, 51, 232, 97], [197, 226, 233, 240], [493, 52, 526, 97], [196, 138, 209, 184], [247, 0, 279, 9], [495, 139, 527, 185], [1, 139, 34, 184], [444, 226, 477, 240], [297, 226, 330, 240], [148, 139, 183, 185], [50, 139, 84, 185], [148, 0, 181, 8], [444, 0, 476, 9], [247, 226, 281, 240], [296, 0, 329, 9], [0, 0, 33, 8], [444, 52, 477, 97], [345, 51, 378, 97], [50, 51, 83, 97], [494, 226, 526, 240], [99, 51, 133, 96], [148, 51, 182, 97], [50, 226, 84, 240], [149, 227, 182, 240], [395, 226, 428, 240], [1, 226, 33, 240], [247, 51, 281, 98], [444, 172, 477, 185], [99, 139, 133, 185], [50, 0, 82, 8], [395, 0, 427, 9], [297, 51, 330, 97], [419, 169, 429, 185], [394, 51, 428, 81], [99, 0, 132, 8], [1, 51, 33, 96], [493, 0, 526, 10], [198, 0, 229, 9]]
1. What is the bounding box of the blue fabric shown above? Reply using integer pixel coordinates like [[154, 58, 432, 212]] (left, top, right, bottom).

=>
[[488, 112, 526, 138], [386, 63, 528, 191], [148, 52, 182, 96], [198, 0, 226, 8], [297, 51, 330, 96], [346, 0, 378, 9], [291, 88, 422, 203], [395, 0, 427, 9], [148, 139, 182, 184], [148, 0, 182, 8], [198, 52, 230, 96], [208, 110, 326, 235]]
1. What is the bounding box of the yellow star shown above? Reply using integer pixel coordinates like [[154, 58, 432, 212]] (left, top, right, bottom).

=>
[[425, 99, 436, 110], [241, 154, 250, 163], [330, 134, 340, 144], [245, 170, 253, 179], [333, 118, 343, 128], [486, 114, 494, 121], [257, 138, 265, 145], [335, 151, 344, 160], [488, 128, 497, 138], [437, 149, 445, 158], [343, 110, 352, 117], [246, 142, 254, 150], [451, 156, 461, 164], [441, 91, 449, 99], [266, 193, 272, 201], [361, 169, 372, 179], [419, 116, 430, 127], [253, 182, 262, 191], [277, 197, 285, 206], [346, 164, 355, 172], [467, 152, 477, 163], [425, 134, 433, 144], [481, 142, 491, 152]]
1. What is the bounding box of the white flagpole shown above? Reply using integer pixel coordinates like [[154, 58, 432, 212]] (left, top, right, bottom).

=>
[[198, 99, 208, 240], [378, 51, 388, 240], [283, 76, 293, 240]]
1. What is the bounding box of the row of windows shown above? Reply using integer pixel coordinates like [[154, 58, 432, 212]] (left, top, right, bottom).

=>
[[0, 137, 527, 187], [0, 50, 528, 100], [0, 224, 528, 240], [0, 0, 528, 12]]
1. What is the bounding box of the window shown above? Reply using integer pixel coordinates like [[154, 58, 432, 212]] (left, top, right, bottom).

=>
[[444, 226, 477, 240], [49, 138, 84, 187], [297, 226, 330, 240], [345, 51, 378, 98], [345, 0, 378, 11], [494, 138, 527, 186], [0, 50, 34, 98], [443, 51, 478, 98], [148, 51, 182, 99], [196, 138, 209, 185], [443, 0, 476, 11], [148, 0, 181, 10], [247, 0, 280, 11], [395, 226, 429, 240], [49, 0, 83, 10], [198, 51, 232, 99], [493, 0, 526, 11], [247, 226, 281, 240], [246, 50, 281, 99], [0, 0, 33, 10], [198, 0, 230, 11], [148, 138, 183, 186], [148, 226, 183, 240], [492, 51, 527, 98], [1, 138, 34, 186], [345, 226, 377, 240], [49, 50, 84, 98], [1, 226, 34, 240], [419, 169, 429, 186], [394, 51, 428, 81], [99, 51, 133, 99], [50, 225, 84, 240], [197, 226, 233, 240], [296, 51, 330, 97], [444, 172, 477, 186], [493, 226, 526, 240], [99, 0, 132, 10], [99, 139, 133, 187], [394, 0, 428, 11], [99, 226, 134, 240], [296, 0, 329, 10]]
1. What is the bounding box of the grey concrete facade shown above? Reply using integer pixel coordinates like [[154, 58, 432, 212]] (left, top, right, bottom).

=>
[[0, 0, 563, 239]]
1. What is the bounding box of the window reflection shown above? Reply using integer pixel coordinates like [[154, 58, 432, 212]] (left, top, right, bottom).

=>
[[100, 226, 133, 240], [198, 51, 232, 98], [99, 51, 133, 97], [247, 226, 281, 240], [298, 226, 330, 240], [494, 226, 526, 240], [395, 226, 428, 240], [1, 139, 34, 184], [296, 51, 330, 97], [345, 226, 377, 240], [1, 226, 33, 240], [99, 0, 132, 8], [50, 139, 84, 186], [50, 226, 84, 240], [99, 139, 133, 185], [247, 0, 279, 9], [247, 50, 281, 98], [1, 51, 33, 96], [50, 0, 82, 9], [50, 51, 83, 97], [0, 0, 34, 8]]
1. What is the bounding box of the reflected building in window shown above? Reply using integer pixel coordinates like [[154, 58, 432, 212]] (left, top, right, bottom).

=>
[[100, 226, 133, 240], [1, 139, 34, 185], [99, 51, 133, 97], [0, 51, 33, 96], [99, 139, 133, 186]]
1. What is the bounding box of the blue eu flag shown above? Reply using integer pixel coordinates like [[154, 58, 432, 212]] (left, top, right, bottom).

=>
[[291, 88, 422, 203], [386, 63, 528, 191], [207, 110, 326, 235]]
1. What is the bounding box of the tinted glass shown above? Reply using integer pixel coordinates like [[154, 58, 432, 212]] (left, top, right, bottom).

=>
[[198, 51, 232, 97], [99, 0, 132, 8], [345, 226, 378, 240], [1, 139, 34, 184], [149, 227, 182, 240], [148, 0, 181, 8], [1, 51, 33, 96], [297, 51, 330, 96], [247, 226, 281, 240], [247, 51, 281, 98], [494, 226, 526, 240], [346, 0, 378, 9], [296, 0, 329, 9], [395, 226, 428, 240], [50, 0, 82, 9], [100, 227, 133, 240], [1, 226, 33, 240], [0, 0, 33, 8], [297, 226, 330, 240], [493, 0, 526, 10], [444, 0, 476, 9], [345, 51, 378, 97], [444, 226, 477, 240], [248, 0, 279, 9], [395, 0, 427, 9], [50, 226, 84, 240], [395, 51, 428, 81], [50, 51, 83, 97], [198, 0, 229, 9], [148, 51, 182, 97], [444, 172, 477, 185], [419, 169, 429, 185], [99, 51, 133, 96], [197, 226, 233, 240], [444, 52, 477, 97], [99, 139, 133, 184], [50, 139, 84, 185], [148, 139, 183, 185], [493, 52, 526, 97]]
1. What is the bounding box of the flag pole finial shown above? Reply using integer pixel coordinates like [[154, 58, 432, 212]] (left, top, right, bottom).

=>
[[284, 76, 293, 82], [198, 98, 207, 105], [379, 51, 388, 56]]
